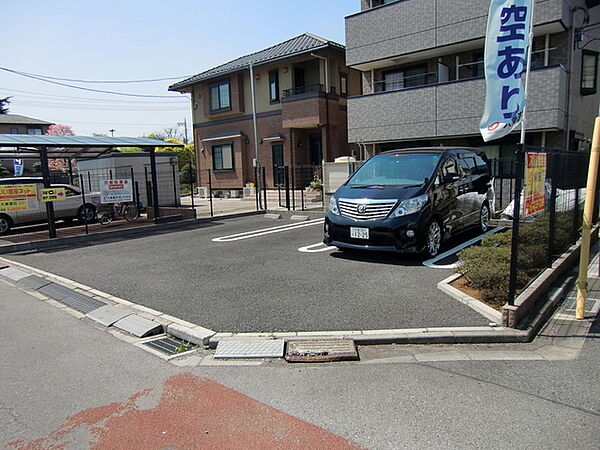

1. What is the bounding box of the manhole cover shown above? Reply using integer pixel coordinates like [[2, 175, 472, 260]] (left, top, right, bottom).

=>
[[214, 340, 285, 359], [285, 339, 359, 363], [142, 336, 196, 356]]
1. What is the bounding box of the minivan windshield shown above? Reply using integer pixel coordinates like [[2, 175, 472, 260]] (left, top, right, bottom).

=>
[[347, 153, 441, 187]]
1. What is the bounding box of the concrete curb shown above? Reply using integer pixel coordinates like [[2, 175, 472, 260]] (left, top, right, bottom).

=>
[[266, 210, 324, 221], [437, 273, 503, 324], [0, 210, 264, 254]]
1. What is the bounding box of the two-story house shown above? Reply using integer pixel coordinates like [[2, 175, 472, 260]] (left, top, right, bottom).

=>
[[169, 33, 360, 191], [345, 0, 600, 160], [0, 114, 53, 135]]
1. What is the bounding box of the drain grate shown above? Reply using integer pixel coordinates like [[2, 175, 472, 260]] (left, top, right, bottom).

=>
[[143, 336, 196, 356], [562, 297, 598, 313], [18, 275, 51, 290]]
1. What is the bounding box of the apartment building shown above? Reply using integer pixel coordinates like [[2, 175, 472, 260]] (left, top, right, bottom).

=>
[[169, 33, 360, 190], [345, 0, 600, 160]]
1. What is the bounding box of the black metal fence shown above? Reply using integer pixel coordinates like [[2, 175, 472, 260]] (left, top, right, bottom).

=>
[[503, 145, 596, 305], [0, 158, 193, 245]]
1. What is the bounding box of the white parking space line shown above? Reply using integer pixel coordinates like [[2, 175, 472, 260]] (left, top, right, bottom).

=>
[[298, 243, 336, 253], [423, 227, 506, 269], [212, 218, 324, 242]]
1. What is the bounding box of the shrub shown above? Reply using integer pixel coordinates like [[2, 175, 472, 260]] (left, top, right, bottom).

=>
[[454, 211, 579, 305]]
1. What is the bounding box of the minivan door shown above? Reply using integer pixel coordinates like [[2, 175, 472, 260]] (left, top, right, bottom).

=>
[[434, 157, 462, 233]]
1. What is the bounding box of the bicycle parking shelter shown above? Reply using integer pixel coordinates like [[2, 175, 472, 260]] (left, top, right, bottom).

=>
[[0, 134, 183, 239]]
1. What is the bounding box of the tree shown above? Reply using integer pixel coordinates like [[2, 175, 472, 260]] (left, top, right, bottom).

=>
[[46, 124, 75, 136], [0, 97, 11, 114], [45, 124, 75, 173]]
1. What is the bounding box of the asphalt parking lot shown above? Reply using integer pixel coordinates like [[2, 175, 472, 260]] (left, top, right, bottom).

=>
[[8, 215, 489, 332]]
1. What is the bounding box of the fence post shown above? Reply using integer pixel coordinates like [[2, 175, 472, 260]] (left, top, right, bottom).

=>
[[172, 164, 177, 206], [573, 176, 580, 244], [290, 166, 296, 211], [189, 158, 195, 210], [79, 174, 89, 235], [284, 166, 290, 211], [88, 172, 92, 192], [262, 167, 267, 210], [144, 167, 152, 207], [548, 153, 557, 259], [507, 146, 524, 306], [301, 167, 305, 211], [207, 169, 214, 217]]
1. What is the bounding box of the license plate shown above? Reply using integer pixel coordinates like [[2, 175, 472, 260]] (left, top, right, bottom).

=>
[[350, 227, 369, 239]]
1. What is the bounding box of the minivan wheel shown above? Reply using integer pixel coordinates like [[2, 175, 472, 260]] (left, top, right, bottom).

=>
[[77, 204, 96, 223], [0, 215, 12, 234], [425, 220, 442, 257], [480, 203, 490, 233]]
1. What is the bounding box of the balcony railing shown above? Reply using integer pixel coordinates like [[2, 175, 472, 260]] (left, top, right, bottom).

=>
[[282, 84, 324, 98]]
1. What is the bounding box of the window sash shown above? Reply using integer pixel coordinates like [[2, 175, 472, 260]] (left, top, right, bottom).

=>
[[213, 144, 233, 170], [269, 71, 279, 102], [210, 82, 231, 111]]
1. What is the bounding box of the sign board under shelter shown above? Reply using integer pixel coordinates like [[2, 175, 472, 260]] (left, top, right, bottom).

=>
[[0, 184, 38, 212], [100, 179, 133, 203], [41, 188, 66, 202]]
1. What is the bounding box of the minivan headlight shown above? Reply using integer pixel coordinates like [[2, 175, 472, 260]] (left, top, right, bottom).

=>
[[328, 197, 340, 215], [390, 194, 428, 218]]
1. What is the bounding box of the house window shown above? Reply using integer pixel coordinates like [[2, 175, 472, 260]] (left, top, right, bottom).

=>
[[209, 81, 231, 112], [340, 73, 348, 96], [269, 70, 280, 102], [581, 50, 599, 96], [27, 127, 42, 135], [212, 143, 234, 170], [10, 128, 18, 134]]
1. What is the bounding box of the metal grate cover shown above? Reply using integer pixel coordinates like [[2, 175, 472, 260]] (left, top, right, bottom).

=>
[[143, 336, 196, 356], [18, 275, 51, 291], [285, 339, 359, 362], [214, 340, 285, 359], [562, 297, 598, 313]]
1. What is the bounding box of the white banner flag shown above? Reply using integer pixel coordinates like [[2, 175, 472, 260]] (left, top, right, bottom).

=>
[[480, 0, 533, 142]]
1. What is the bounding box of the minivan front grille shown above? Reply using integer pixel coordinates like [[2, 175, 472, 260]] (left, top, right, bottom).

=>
[[338, 198, 397, 220]]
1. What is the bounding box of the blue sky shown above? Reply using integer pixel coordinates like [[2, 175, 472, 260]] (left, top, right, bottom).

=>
[[1, 0, 357, 137]]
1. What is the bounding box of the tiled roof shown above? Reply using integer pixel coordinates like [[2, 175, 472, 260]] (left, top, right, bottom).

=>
[[0, 114, 54, 125], [169, 33, 344, 91]]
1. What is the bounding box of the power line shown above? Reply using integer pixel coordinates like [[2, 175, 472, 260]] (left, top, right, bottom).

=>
[[5, 69, 192, 84], [0, 66, 189, 99], [0, 88, 189, 104], [13, 100, 189, 111]]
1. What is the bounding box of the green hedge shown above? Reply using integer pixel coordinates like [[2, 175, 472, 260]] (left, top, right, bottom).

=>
[[454, 212, 575, 305]]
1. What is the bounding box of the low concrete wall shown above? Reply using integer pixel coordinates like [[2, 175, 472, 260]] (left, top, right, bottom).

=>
[[502, 227, 598, 328]]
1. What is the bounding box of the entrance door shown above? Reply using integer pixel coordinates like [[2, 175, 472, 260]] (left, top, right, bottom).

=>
[[309, 135, 322, 166], [272, 143, 284, 186]]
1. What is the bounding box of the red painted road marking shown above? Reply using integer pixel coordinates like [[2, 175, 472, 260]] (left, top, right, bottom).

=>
[[5, 373, 362, 449]]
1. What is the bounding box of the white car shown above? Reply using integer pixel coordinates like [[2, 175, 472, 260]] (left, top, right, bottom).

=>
[[0, 180, 101, 234]]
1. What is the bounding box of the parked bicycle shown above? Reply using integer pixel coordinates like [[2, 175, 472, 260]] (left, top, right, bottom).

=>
[[98, 202, 140, 225]]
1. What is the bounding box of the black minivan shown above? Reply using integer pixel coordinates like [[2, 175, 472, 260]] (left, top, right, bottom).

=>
[[324, 147, 492, 257]]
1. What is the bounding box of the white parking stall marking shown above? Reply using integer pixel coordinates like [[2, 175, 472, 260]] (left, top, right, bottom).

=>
[[298, 243, 336, 253], [423, 227, 506, 269], [212, 218, 324, 242]]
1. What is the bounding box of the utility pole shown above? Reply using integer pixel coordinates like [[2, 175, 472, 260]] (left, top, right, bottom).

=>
[[177, 118, 189, 144], [109, 129, 115, 137]]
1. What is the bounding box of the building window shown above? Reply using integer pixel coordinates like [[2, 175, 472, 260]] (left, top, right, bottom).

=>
[[581, 50, 598, 96], [472, 52, 484, 78], [381, 65, 428, 91], [340, 73, 348, 96], [209, 81, 231, 112], [10, 128, 18, 134], [26, 127, 42, 135], [212, 143, 234, 170], [269, 70, 280, 103]]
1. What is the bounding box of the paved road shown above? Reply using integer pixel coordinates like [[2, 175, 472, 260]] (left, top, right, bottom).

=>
[[2, 280, 599, 449], [8, 216, 487, 332]]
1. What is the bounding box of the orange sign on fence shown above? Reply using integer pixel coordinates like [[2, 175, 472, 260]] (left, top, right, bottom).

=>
[[524, 152, 547, 217]]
